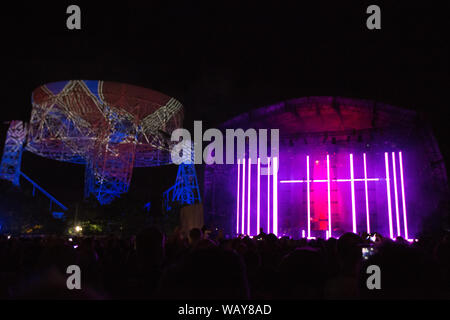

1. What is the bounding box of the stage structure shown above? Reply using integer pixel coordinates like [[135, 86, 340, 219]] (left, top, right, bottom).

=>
[[26, 80, 184, 205], [204, 97, 448, 239]]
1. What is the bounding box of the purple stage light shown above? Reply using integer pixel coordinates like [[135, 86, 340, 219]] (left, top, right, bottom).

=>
[[399, 152, 409, 239], [267, 157, 271, 234], [392, 152, 401, 237], [280, 178, 380, 183], [350, 154, 357, 233], [364, 153, 371, 234], [236, 158, 241, 235], [327, 154, 332, 238], [385, 152, 394, 239], [241, 158, 246, 235], [339, 178, 380, 182], [307, 155, 311, 238], [257, 157, 261, 235], [247, 157, 251, 236], [235, 152, 411, 238], [273, 157, 278, 236]]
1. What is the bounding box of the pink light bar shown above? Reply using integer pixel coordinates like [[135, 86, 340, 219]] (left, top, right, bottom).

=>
[[399, 152, 409, 239], [337, 178, 381, 182], [236, 158, 241, 235], [241, 158, 246, 235], [257, 158, 261, 235], [306, 155, 311, 238], [273, 157, 278, 236], [326, 154, 332, 238], [385, 152, 394, 239], [350, 154, 357, 233], [267, 157, 271, 234], [363, 153, 370, 234], [302, 230, 305, 238], [280, 178, 381, 183], [247, 158, 251, 236], [392, 152, 401, 237]]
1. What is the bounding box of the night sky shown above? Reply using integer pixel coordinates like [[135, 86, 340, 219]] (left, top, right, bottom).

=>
[[0, 1, 448, 206]]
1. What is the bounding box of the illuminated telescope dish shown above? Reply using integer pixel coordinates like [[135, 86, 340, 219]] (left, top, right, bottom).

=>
[[26, 80, 184, 204]]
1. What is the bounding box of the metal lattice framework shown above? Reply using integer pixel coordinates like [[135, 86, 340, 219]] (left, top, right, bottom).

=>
[[163, 140, 201, 211], [26, 80, 183, 204], [0, 120, 27, 186], [163, 164, 202, 212]]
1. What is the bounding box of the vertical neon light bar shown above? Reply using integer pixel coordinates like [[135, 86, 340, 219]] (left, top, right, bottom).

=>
[[350, 154, 357, 233], [399, 152, 409, 239], [385, 152, 394, 239], [241, 158, 246, 235], [306, 155, 311, 238], [273, 157, 278, 236], [326, 154, 332, 238], [257, 158, 261, 235], [267, 157, 271, 234], [247, 158, 251, 236], [236, 158, 241, 235], [363, 153, 370, 234], [392, 152, 401, 237]]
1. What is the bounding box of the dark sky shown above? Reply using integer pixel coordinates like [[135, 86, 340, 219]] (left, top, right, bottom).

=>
[[0, 1, 448, 205]]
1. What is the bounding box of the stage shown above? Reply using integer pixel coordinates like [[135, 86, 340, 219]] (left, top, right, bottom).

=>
[[204, 97, 449, 239]]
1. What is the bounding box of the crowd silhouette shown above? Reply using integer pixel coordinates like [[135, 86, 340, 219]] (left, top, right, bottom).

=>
[[0, 227, 449, 299]]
